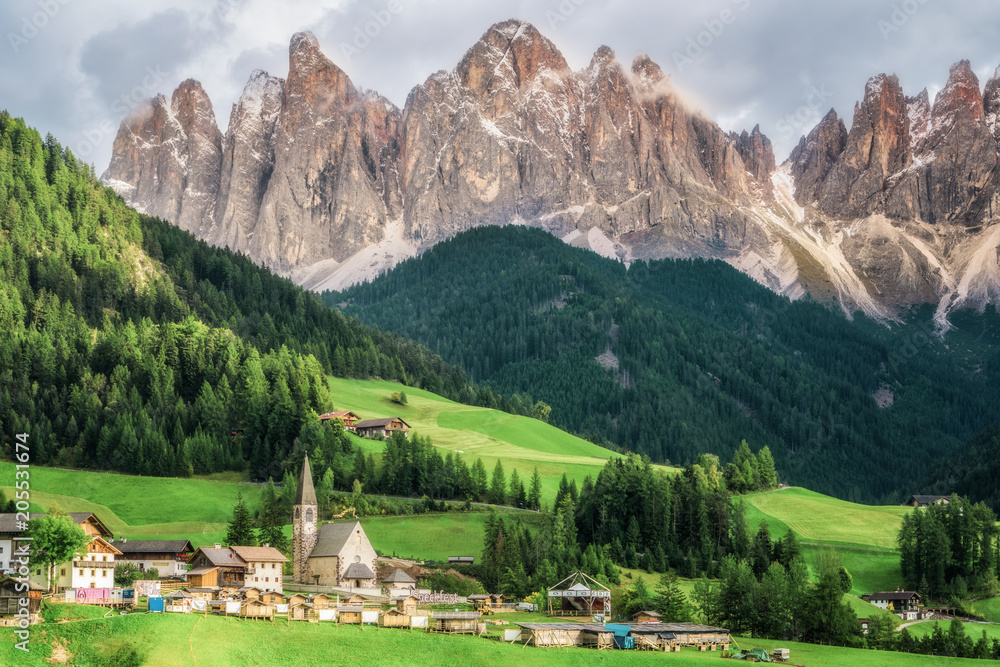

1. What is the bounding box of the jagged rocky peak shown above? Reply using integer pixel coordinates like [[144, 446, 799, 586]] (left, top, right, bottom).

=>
[[787, 108, 848, 205], [456, 19, 569, 96], [983, 66, 1000, 136], [285, 30, 358, 115], [630, 53, 667, 89], [906, 88, 932, 150], [171, 79, 220, 136], [730, 124, 777, 184], [932, 59, 985, 122]]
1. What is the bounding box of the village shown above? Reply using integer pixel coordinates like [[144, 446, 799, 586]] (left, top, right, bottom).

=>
[[0, 450, 754, 657], [0, 411, 969, 661]]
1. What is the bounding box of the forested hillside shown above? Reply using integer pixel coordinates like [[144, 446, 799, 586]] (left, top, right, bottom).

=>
[[327, 226, 1000, 502], [0, 112, 506, 481]]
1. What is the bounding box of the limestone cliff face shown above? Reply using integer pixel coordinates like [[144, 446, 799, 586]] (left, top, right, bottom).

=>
[[104, 79, 222, 235], [102, 21, 1000, 324]]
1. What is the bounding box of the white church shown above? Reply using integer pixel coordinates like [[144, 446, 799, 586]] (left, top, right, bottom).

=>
[[292, 455, 379, 589]]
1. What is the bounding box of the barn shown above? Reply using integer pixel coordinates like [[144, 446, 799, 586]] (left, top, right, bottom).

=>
[[0, 577, 42, 625], [355, 418, 410, 439]]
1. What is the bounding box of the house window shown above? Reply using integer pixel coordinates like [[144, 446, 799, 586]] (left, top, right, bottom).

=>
[[60, 568, 66, 576], [265, 577, 269, 582], [79, 570, 84, 576], [91, 570, 96, 577], [102, 570, 107, 577], [103, 556, 107, 562]]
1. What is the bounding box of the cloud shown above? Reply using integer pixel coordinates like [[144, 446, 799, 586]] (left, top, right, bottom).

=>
[[5, 0, 1000, 167]]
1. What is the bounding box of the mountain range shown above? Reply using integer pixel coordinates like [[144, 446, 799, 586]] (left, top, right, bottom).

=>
[[103, 19, 1000, 325]]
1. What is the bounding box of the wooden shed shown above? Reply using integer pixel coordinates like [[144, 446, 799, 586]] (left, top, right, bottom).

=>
[[633, 610, 661, 623], [626, 623, 731, 649], [240, 599, 273, 620], [310, 593, 333, 610], [289, 602, 314, 622], [379, 608, 410, 628], [286, 593, 308, 607], [430, 611, 481, 634], [517, 623, 590, 647], [344, 594, 367, 605], [395, 595, 419, 614], [338, 604, 364, 625], [260, 591, 284, 606], [468, 594, 491, 611], [0, 577, 42, 624], [184, 587, 215, 602], [238, 587, 261, 601]]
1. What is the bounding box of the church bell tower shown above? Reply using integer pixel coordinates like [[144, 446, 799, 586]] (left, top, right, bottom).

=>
[[292, 454, 318, 584]]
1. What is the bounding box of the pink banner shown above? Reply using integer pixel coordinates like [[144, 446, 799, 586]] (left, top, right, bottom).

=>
[[75, 588, 111, 602]]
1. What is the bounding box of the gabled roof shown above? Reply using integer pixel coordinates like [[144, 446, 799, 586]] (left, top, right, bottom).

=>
[[871, 591, 920, 601], [295, 455, 317, 506], [230, 546, 289, 563], [908, 495, 952, 504], [356, 418, 410, 429], [382, 568, 416, 584], [91, 536, 123, 556], [344, 562, 375, 579], [0, 512, 112, 537], [319, 411, 359, 421], [192, 547, 245, 568], [310, 521, 368, 558], [111, 539, 194, 554], [635, 610, 661, 618], [187, 566, 220, 577]]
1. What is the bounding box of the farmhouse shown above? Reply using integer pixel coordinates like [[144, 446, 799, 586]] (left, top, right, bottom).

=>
[[318, 410, 360, 430], [292, 456, 379, 588], [355, 417, 410, 439], [230, 546, 288, 594], [0, 512, 117, 591], [109, 539, 194, 578], [187, 546, 247, 589], [869, 591, 922, 621], [906, 495, 954, 508]]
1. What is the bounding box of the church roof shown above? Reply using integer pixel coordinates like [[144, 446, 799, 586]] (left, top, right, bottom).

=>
[[295, 455, 317, 506], [382, 568, 416, 584], [344, 562, 375, 579], [309, 521, 365, 559]]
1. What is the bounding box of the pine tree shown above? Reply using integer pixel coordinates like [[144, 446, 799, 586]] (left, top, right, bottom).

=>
[[489, 460, 507, 506], [528, 467, 543, 510], [226, 492, 257, 546]]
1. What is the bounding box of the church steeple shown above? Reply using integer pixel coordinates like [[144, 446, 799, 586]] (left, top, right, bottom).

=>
[[295, 454, 317, 505], [292, 454, 318, 584]]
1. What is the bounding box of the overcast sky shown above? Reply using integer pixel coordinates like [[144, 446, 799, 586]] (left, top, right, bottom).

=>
[[4, 0, 1000, 170]]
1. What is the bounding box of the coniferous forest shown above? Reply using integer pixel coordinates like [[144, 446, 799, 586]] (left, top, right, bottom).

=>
[[0, 112, 529, 481], [326, 226, 1000, 503]]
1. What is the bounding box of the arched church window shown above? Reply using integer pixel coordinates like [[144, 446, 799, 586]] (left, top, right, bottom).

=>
[[306, 508, 313, 523]]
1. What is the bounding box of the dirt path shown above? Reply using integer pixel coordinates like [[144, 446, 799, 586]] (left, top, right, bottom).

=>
[[189, 615, 204, 667]]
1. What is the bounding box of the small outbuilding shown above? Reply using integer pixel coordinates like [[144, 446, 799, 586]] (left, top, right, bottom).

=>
[[430, 611, 482, 634], [338, 604, 364, 625], [310, 593, 333, 610], [240, 599, 273, 620], [260, 591, 284, 605], [379, 608, 411, 628], [633, 610, 661, 623]]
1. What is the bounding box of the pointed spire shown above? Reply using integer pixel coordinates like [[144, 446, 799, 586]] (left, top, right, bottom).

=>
[[295, 455, 317, 506]]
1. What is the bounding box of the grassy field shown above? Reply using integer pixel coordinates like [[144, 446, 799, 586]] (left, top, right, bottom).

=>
[[906, 619, 1000, 642], [1, 607, 983, 667], [357, 512, 537, 562], [743, 488, 911, 549], [328, 377, 678, 506], [743, 487, 912, 596], [971, 598, 1000, 623]]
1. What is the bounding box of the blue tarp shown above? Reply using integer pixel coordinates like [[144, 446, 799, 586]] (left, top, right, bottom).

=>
[[604, 624, 635, 649], [148, 597, 164, 613]]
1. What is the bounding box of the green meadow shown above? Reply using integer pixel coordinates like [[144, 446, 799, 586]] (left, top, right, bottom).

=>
[[743, 487, 912, 595], [327, 376, 678, 506], [0, 609, 982, 667]]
